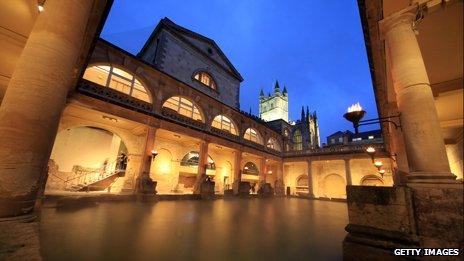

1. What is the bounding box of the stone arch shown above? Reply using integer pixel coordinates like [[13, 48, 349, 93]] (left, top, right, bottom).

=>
[[83, 63, 154, 104], [243, 127, 263, 145], [161, 95, 206, 123], [57, 121, 140, 155], [211, 114, 239, 135], [321, 173, 346, 199], [296, 174, 309, 187], [47, 125, 133, 192], [360, 175, 384, 186], [266, 137, 282, 151], [152, 148, 173, 175]]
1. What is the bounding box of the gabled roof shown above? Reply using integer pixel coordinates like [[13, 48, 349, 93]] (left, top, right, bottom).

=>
[[138, 17, 243, 81]]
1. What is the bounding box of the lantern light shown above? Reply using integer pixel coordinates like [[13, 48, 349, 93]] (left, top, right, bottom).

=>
[[374, 160, 383, 169]]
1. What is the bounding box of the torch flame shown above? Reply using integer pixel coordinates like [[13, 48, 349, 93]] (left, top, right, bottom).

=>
[[347, 102, 363, 113]]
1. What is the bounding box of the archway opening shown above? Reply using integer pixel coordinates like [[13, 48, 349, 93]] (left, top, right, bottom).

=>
[[321, 174, 346, 199], [47, 126, 128, 193], [360, 175, 384, 186]]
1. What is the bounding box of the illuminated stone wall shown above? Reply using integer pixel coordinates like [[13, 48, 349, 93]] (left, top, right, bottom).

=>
[[446, 135, 463, 181], [284, 158, 393, 199]]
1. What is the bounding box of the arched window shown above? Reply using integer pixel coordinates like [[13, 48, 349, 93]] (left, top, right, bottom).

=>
[[212, 115, 238, 135], [243, 162, 259, 175], [163, 96, 204, 122], [244, 128, 262, 144], [266, 138, 281, 151], [180, 151, 215, 169], [193, 71, 216, 89], [293, 130, 303, 151], [83, 65, 150, 103], [296, 176, 308, 187]]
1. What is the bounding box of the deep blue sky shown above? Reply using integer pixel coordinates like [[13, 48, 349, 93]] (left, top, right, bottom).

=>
[[101, 0, 379, 142]]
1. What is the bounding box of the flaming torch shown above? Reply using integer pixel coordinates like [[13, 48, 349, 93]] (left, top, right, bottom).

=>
[[343, 102, 366, 134]]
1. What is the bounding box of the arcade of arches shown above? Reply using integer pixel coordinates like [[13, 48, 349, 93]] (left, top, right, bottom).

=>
[[42, 61, 394, 198]]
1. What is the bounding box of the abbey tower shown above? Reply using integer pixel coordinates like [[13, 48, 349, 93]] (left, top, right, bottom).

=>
[[259, 81, 289, 122]]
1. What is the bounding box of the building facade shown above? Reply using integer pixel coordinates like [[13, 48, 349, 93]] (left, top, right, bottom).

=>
[[0, 4, 395, 222]]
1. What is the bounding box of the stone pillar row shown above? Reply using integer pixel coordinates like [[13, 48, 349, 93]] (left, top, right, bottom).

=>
[[0, 0, 97, 218], [379, 5, 454, 183]]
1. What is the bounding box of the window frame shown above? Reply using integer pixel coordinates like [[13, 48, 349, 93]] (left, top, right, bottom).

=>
[[162, 96, 204, 122], [244, 128, 262, 144], [83, 65, 151, 103], [212, 115, 238, 135], [193, 71, 217, 90]]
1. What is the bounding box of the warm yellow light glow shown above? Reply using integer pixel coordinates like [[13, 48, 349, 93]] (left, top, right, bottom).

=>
[[366, 146, 376, 154], [379, 169, 386, 174], [374, 161, 383, 168], [347, 102, 363, 113], [267, 170, 272, 174], [38, 5, 44, 12], [151, 149, 158, 155]]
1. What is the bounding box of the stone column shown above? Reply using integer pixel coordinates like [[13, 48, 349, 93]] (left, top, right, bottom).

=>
[[259, 157, 267, 185], [380, 6, 454, 183], [344, 159, 352, 185], [275, 161, 285, 196], [232, 150, 242, 195], [306, 159, 315, 198], [193, 141, 209, 194], [0, 0, 97, 218], [135, 127, 157, 194]]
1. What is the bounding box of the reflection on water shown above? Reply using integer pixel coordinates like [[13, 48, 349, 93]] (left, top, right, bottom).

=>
[[40, 198, 348, 261]]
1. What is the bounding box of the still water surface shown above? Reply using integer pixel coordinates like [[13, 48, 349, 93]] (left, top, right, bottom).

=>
[[40, 198, 348, 261]]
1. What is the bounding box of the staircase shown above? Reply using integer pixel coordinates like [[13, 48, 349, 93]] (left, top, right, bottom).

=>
[[75, 170, 125, 192], [64, 160, 125, 192]]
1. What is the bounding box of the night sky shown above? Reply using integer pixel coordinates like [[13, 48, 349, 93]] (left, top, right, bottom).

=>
[[101, 0, 379, 143]]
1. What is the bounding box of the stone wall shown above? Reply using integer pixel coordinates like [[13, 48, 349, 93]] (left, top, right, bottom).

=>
[[446, 134, 463, 180], [145, 30, 241, 108], [344, 184, 464, 260]]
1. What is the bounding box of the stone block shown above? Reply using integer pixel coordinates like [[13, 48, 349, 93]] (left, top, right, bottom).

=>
[[409, 184, 463, 249]]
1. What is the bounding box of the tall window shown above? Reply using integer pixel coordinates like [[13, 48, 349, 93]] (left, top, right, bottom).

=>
[[163, 96, 203, 122], [267, 138, 281, 151], [244, 128, 262, 144], [293, 130, 303, 151], [212, 115, 238, 135], [83, 65, 150, 103], [193, 71, 216, 89]]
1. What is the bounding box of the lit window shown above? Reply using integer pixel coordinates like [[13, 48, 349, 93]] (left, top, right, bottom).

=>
[[83, 65, 150, 103], [244, 128, 262, 144], [338, 137, 343, 142], [163, 96, 204, 122], [352, 137, 362, 141], [193, 71, 216, 89], [212, 115, 238, 135], [293, 130, 302, 150], [267, 138, 281, 151], [243, 162, 259, 175], [180, 151, 215, 169], [284, 129, 289, 137], [368, 135, 374, 139]]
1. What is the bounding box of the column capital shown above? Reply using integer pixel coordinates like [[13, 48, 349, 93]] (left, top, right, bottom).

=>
[[379, 4, 418, 39]]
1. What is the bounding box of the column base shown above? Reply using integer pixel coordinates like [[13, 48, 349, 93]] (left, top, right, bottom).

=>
[[407, 172, 458, 184], [135, 174, 157, 195]]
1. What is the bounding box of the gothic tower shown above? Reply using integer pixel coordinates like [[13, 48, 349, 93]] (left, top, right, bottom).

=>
[[259, 81, 289, 122]]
